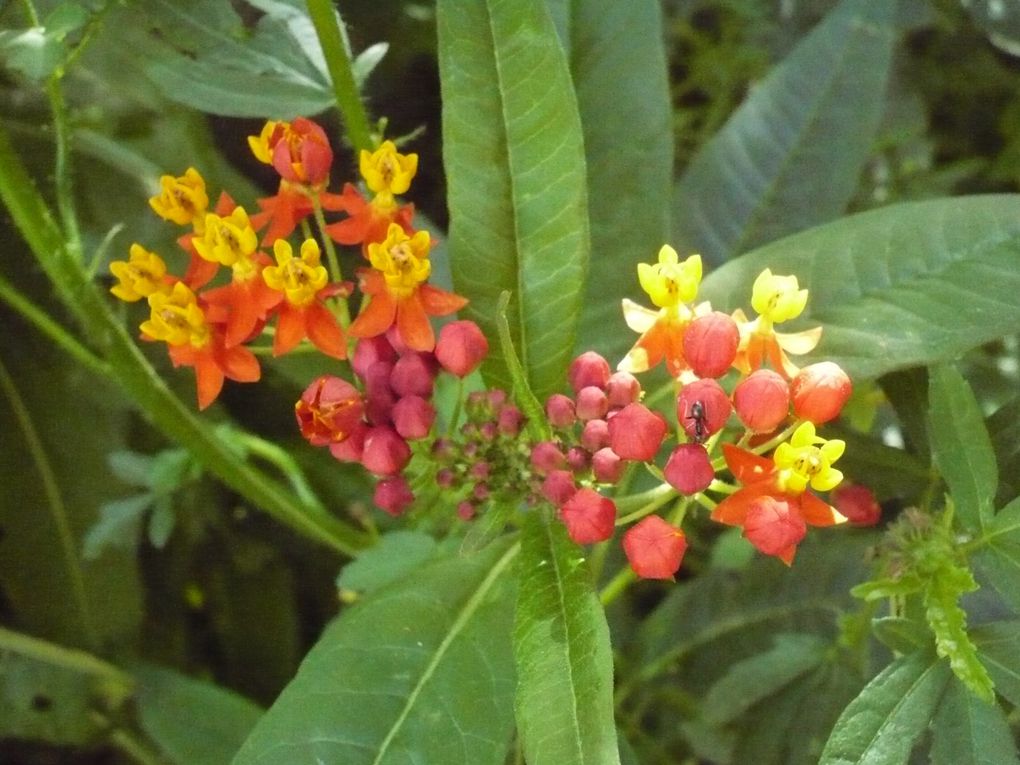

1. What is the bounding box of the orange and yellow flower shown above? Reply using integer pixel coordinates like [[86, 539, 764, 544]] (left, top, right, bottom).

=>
[[148, 168, 209, 231], [110, 244, 172, 302]]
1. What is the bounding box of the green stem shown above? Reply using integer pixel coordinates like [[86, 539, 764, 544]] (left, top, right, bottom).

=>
[[311, 195, 352, 327], [0, 273, 111, 378], [615, 482, 674, 513], [18, 0, 39, 25], [306, 0, 373, 153], [599, 566, 636, 606], [232, 430, 327, 513], [46, 78, 83, 260], [0, 123, 370, 556], [615, 484, 676, 526], [0, 358, 98, 649], [447, 376, 465, 436], [108, 728, 166, 765]]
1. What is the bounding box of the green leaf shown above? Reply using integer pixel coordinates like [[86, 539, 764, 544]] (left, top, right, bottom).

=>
[[988, 396, 1020, 503], [0, 626, 133, 746], [233, 539, 519, 765], [0, 28, 64, 82], [930, 676, 1020, 765], [973, 621, 1020, 708], [565, 0, 673, 364], [108, 0, 334, 117], [107, 450, 156, 487], [819, 652, 951, 765], [878, 367, 930, 462], [81, 493, 153, 561], [674, 0, 899, 265], [146, 499, 176, 549], [871, 616, 932, 654], [438, 0, 590, 401], [702, 633, 828, 726], [136, 664, 263, 765], [928, 365, 997, 533], [514, 514, 620, 765], [699, 195, 1020, 381], [973, 496, 1020, 612], [336, 530, 439, 597]]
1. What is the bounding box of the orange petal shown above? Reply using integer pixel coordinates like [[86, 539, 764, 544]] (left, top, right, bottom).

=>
[[218, 343, 261, 383], [305, 302, 347, 359], [799, 492, 847, 527], [194, 352, 225, 410], [722, 443, 775, 485], [419, 284, 468, 316], [777, 544, 797, 566], [350, 292, 397, 339], [273, 305, 306, 356], [397, 294, 435, 351], [711, 484, 768, 526]]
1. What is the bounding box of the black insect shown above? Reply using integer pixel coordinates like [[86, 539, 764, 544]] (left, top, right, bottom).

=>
[[687, 399, 707, 444]]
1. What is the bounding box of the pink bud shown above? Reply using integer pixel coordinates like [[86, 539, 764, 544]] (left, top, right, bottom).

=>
[[566, 446, 590, 473], [605, 371, 641, 409], [683, 312, 739, 378], [362, 360, 395, 397], [432, 438, 456, 461], [663, 444, 714, 495], [559, 488, 616, 544], [743, 496, 806, 559], [575, 386, 609, 421], [530, 441, 566, 474], [473, 482, 490, 501], [457, 501, 476, 520], [581, 419, 610, 452], [677, 379, 731, 442], [622, 515, 687, 579], [365, 388, 396, 427], [392, 395, 436, 440], [790, 362, 852, 424], [436, 468, 457, 488], [479, 421, 498, 441], [360, 426, 411, 476], [374, 476, 414, 516], [352, 336, 397, 379], [541, 470, 577, 505], [569, 351, 611, 393], [832, 484, 881, 526], [592, 448, 624, 484], [470, 462, 491, 481], [608, 403, 667, 461], [329, 422, 367, 463], [390, 352, 437, 398], [545, 394, 577, 428], [498, 405, 523, 435], [435, 320, 489, 377], [733, 369, 790, 433], [295, 376, 364, 447]]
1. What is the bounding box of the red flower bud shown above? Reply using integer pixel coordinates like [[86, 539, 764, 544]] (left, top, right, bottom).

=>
[[622, 515, 687, 579], [592, 448, 624, 484], [530, 441, 566, 474], [605, 371, 641, 409], [435, 320, 489, 377], [329, 422, 367, 462], [663, 444, 714, 495], [295, 376, 364, 447], [566, 446, 590, 473], [498, 405, 523, 435], [733, 369, 790, 433], [473, 482, 490, 501], [569, 351, 611, 393], [457, 501, 476, 520], [683, 312, 739, 378], [677, 379, 731, 442], [392, 395, 436, 440], [360, 426, 411, 476], [436, 468, 457, 488], [541, 470, 577, 505], [271, 118, 333, 186], [790, 362, 852, 424], [608, 403, 667, 461], [575, 386, 609, 421], [559, 488, 616, 544], [831, 484, 881, 526], [545, 394, 577, 428], [390, 352, 437, 398], [743, 496, 806, 559], [374, 476, 414, 516], [581, 419, 610, 452], [352, 335, 397, 380]]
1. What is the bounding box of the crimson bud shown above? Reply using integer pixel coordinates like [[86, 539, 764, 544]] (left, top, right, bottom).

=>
[[581, 419, 610, 452], [605, 371, 641, 408], [352, 335, 397, 379], [541, 470, 577, 505], [575, 386, 609, 421], [592, 448, 624, 484], [790, 362, 852, 424], [733, 369, 790, 433], [390, 352, 437, 398], [832, 484, 881, 526], [435, 320, 489, 377], [559, 488, 616, 544], [663, 444, 714, 495], [530, 441, 566, 474], [608, 403, 667, 461], [392, 395, 436, 440], [373, 476, 414, 516], [683, 311, 739, 378], [569, 351, 611, 393], [545, 394, 577, 428], [622, 515, 687, 579], [360, 426, 412, 476]]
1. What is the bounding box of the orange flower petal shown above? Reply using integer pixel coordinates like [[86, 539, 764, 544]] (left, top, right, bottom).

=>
[[798, 492, 847, 527], [722, 443, 775, 485], [273, 304, 306, 356], [305, 302, 347, 359], [397, 294, 435, 351], [419, 284, 468, 316], [350, 291, 397, 339], [218, 343, 260, 383], [194, 352, 225, 410], [711, 484, 769, 526]]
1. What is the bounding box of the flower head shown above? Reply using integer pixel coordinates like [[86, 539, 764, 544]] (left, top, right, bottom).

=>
[[360, 141, 418, 199], [368, 225, 432, 299], [263, 238, 329, 308], [192, 207, 258, 267], [248, 119, 333, 187], [637, 246, 702, 308], [773, 421, 845, 494], [110, 244, 170, 302], [751, 269, 808, 324], [295, 376, 364, 446], [141, 282, 209, 348], [149, 168, 209, 230]]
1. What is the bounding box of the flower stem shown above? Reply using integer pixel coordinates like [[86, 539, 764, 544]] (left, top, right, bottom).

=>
[[599, 566, 636, 606], [311, 195, 352, 327], [616, 484, 676, 526], [305, 0, 373, 153]]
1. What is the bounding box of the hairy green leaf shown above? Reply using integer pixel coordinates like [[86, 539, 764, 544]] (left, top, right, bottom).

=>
[[930, 676, 1019, 765], [233, 539, 518, 765], [674, 0, 899, 265], [514, 514, 620, 765], [820, 652, 951, 765], [438, 0, 590, 401], [928, 365, 997, 533], [700, 196, 1020, 381]]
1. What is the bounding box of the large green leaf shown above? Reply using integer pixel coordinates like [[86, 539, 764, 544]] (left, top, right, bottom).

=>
[[673, 0, 899, 265], [819, 652, 951, 765], [232, 539, 519, 765], [973, 621, 1020, 708], [928, 365, 997, 533], [699, 195, 1020, 381], [930, 676, 1020, 765], [135, 664, 263, 765], [563, 0, 673, 364], [438, 0, 590, 401], [973, 497, 1020, 613], [0, 627, 133, 746], [514, 514, 620, 765]]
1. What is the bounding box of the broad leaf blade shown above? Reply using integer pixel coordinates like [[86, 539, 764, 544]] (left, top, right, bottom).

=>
[[819, 652, 951, 765], [973, 621, 1020, 708], [514, 514, 620, 765], [674, 0, 899, 265], [973, 497, 1020, 612], [233, 540, 518, 765], [930, 676, 1020, 765], [438, 0, 590, 401], [928, 365, 997, 533], [699, 195, 1020, 381]]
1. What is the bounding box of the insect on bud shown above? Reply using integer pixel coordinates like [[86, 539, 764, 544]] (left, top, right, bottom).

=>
[[677, 379, 730, 443]]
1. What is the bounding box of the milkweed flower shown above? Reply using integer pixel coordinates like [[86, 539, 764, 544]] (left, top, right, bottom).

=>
[[712, 421, 846, 563], [109, 244, 171, 302], [618, 246, 704, 377], [248, 118, 333, 188], [148, 168, 209, 231]]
